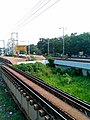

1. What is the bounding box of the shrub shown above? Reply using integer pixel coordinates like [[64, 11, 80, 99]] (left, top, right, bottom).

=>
[[61, 73, 72, 84], [47, 57, 55, 67], [60, 67, 82, 76], [30, 55, 36, 61], [51, 66, 62, 74]]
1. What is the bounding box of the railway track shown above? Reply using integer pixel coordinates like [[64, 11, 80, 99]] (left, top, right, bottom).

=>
[[0, 64, 90, 120]]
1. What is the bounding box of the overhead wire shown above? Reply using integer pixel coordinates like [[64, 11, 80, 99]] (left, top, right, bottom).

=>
[[18, 0, 45, 20], [3, 0, 46, 39], [13, 0, 51, 31], [15, 0, 61, 30], [5, 0, 61, 41]]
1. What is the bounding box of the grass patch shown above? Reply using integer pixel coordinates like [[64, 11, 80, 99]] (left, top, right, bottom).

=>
[[14, 62, 90, 104]]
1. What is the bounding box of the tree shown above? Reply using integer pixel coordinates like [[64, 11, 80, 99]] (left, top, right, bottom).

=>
[[37, 32, 90, 56], [27, 44, 41, 55], [37, 37, 63, 56]]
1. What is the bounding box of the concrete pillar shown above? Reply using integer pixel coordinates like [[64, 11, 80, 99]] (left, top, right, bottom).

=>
[[82, 69, 88, 76], [88, 70, 90, 75]]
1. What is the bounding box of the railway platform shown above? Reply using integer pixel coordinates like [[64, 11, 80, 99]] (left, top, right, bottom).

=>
[[0, 56, 26, 64]]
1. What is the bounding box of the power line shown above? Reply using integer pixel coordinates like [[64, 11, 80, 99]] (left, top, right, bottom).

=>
[[15, 0, 52, 30], [5, 0, 61, 42], [3, 0, 46, 39], [16, 0, 61, 30], [14, 0, 50, 30], [19, 0, 45, 20]]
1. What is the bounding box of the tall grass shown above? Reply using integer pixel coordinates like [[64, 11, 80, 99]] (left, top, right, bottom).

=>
[[14, 62, 90, 103]]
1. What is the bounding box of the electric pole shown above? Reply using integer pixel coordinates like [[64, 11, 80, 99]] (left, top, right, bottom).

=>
[[11, 32, 18, 55], [0, 40, 5, 55], [48, 39, 49, 55], [59, 27, 65, 55]]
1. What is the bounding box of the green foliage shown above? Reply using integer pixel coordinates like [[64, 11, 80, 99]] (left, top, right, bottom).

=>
[[14, 62, 52, 76], [28, 44, 41, 55], [37, 37, 62, 55], [47, 57, 55, 67], [51, 66, 82, 76], [61, 73, 72, 84], [19, 50, 26, 54], [14, 63, 90, 103], [60, 67, 82, 76], [37, 32, 90, 55], [51, 66, 61, 74], [14, 63, 28, 72], [30, 55, 36, 61]]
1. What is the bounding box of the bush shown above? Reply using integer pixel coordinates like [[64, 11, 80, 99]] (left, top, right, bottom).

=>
[[51, 66, 62, 74], [47, 58, 55, 67], [60, 67, 82, 76], [13, 62, 90, 103], [30, 55, 36, 61], [61, 73, 72, 84]]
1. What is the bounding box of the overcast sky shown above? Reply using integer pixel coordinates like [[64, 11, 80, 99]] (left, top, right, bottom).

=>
[[0, 0, 90, 47]]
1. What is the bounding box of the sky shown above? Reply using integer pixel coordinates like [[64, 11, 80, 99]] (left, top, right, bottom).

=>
[[0, 0, 90, 47]]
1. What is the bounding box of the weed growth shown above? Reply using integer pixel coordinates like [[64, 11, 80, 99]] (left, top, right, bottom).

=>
[[14, 62, 90, 103]]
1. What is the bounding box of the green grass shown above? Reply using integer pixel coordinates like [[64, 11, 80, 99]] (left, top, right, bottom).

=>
[[14, 62, 90, 104], [0, 80, 26, 120], [33, 72, 90, 103]]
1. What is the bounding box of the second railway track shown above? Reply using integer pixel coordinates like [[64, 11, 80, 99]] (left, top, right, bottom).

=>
[[0, 64, 90, 120]]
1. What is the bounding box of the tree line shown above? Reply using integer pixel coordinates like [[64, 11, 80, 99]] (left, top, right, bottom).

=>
[[27, 32, 90, 56]]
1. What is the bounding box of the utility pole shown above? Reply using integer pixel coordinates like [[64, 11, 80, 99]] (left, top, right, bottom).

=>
[[62, 27, 65, 55], [48, 39, 49, 55], [28, 45, 30, 55], [59, 27, 65, 55], [27, 40, 30, 56], [0, 40, 5, 55], [11, 32, 18, 55]]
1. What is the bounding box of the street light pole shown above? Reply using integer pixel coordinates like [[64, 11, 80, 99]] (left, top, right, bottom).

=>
[[28, 45, 30, 55], [48, 39, 49, 55], [62, 27, 65, 55], [59, 27, 65, 55], [0, 40, 5, 55]]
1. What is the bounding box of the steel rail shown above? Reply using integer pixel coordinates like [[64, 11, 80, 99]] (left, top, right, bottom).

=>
[[1, 65, 75, 120], [5, 64, 90, 118], [5, 65, 90, 117]]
